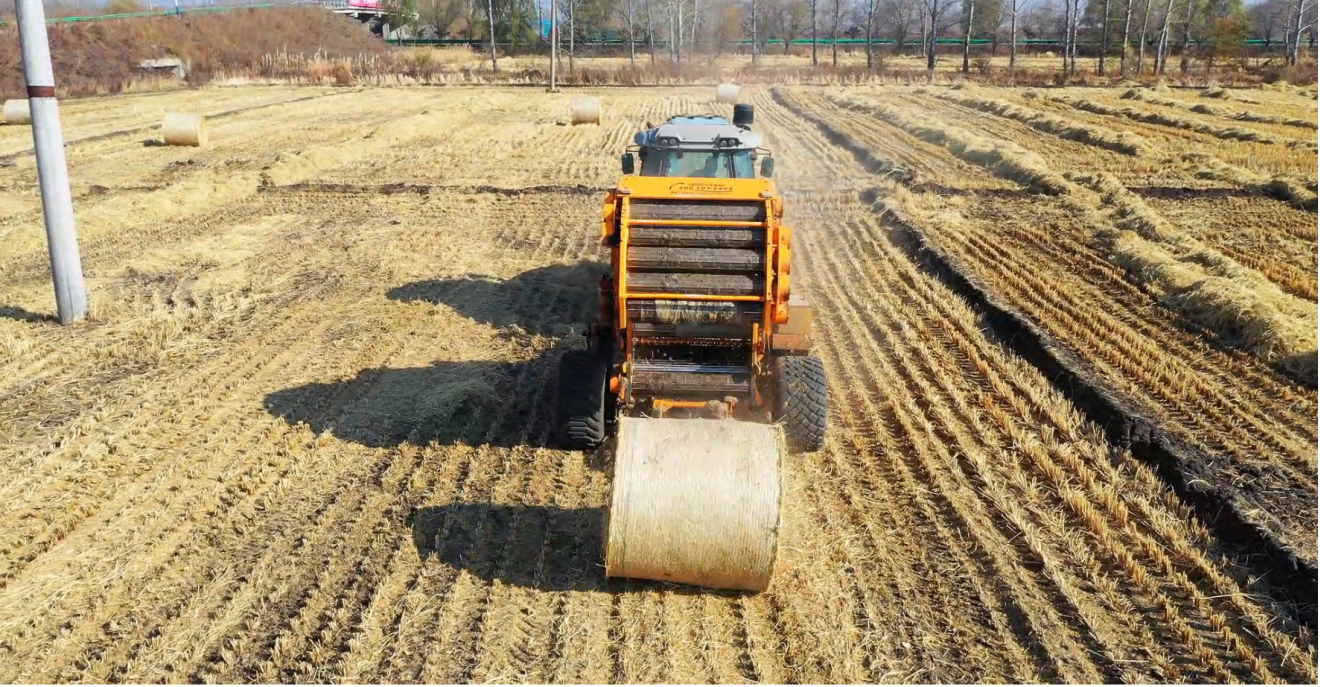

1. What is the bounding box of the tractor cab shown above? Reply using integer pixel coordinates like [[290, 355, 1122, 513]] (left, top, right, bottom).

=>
[[621, 106, 774, 179]]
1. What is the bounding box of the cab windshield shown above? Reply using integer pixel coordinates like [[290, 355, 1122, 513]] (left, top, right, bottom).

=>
[[641, 149, 756, 179]]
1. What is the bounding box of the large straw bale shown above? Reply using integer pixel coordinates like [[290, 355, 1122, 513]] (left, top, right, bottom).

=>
[[3, 99, 30, 125], [606, 417, 782, 591], [570, 96, 602, 125], [162, 113, 209, 147]]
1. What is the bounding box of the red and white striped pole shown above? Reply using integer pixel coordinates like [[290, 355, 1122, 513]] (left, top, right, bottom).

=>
[[14, 0, 86, 324]]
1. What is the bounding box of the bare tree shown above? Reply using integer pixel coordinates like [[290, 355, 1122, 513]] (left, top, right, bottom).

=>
[[1138, 0, 1153, 73], [692, 0, 700, 59], [562, 0, 582, 71], [922, 0, 957, 81], [1287, 0, 1317, 64], [811, 0, 819, 65], [771, 0, 810, 54], [624, 0, 637, 65], [1120, 0, 1134, 75], [885, 0, 920, 55], [745, 0, 766, 62], [865, 0, 878, 68], [646, 0, 657, 64], [1099, 0, 1112, 73], [1188, 0, 1198, 72], [830, 0, 842, 66], [1061, 0, 1072, 72], [418, 0, 466, 37], [1009, 0, 1018, 70], [1069, 0, 1081, 73], [676, 0, 684, 62], [1154, 0, 1176, 74]]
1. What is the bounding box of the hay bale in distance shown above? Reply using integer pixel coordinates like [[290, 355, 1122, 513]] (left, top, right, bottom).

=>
[[570, 96, 602, 125], [606, 417, 782, 591], [716, 83, 741, 104], [161, 113, 208, 147], [3, 100, 31, 125]]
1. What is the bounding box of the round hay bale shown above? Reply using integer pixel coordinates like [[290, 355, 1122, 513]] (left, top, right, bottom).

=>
[[161, 112, 208, 147], [715, 83, 741, 104], [605, 417, 781, 591], [3, 99, 31, 125], [570, 96, 602, 125]]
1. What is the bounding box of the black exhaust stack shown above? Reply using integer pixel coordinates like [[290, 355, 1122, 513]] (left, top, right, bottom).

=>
[[733, 104, 754, 129]]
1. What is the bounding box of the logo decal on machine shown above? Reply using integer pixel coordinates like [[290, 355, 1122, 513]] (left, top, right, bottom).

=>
[[668, 182, 735, 195]]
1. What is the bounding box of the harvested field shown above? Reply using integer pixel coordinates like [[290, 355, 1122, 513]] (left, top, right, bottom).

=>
[[0, 84, 1315, 683]]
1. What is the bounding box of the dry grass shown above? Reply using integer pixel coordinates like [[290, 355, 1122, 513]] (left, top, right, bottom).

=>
[[1071, 171, 1317, 383], [1185, 152, 1319, 212], [929, 87, 1149, 156], [0, 84, 1313, 685], [1122, 88, 1317, 131], [1049, 93, 1317, 149], [813, 85, 1316, 383], [823, 91, 1071, 194]]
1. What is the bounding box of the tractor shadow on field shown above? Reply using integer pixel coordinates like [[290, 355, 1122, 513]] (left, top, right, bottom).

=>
[[407, 503, 726, 596], [385, 260, 607, 338], [263, 353, 566, 449], [265, 261, 610, 449]]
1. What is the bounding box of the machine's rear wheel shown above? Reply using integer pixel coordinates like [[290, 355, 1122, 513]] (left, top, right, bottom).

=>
[[556, 350, 609, 449], [775, 356, 828, 452]]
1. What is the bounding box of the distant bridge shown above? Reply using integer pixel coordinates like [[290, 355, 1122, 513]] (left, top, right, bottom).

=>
[[296, 0, 414, 36]]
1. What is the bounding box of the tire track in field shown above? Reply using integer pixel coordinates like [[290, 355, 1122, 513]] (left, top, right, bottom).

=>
[[755, 92, 1082, 681], [770, 87, 1314, 681], [804, 225, 1113, 683], [0, 210, 376, 582], [832, 213, 1302, 681], [409, 243, 602, 684], [0, 197, 458, 677], [11, 274, 422, 680], [207, 203, 594, 681], [770, 84, 1320, 578], [75, 192, 583, 681], [958, 207, 1317, 463]]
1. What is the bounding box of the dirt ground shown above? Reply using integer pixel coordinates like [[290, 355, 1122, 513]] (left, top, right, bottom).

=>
[[0, 83, 1315, 683]]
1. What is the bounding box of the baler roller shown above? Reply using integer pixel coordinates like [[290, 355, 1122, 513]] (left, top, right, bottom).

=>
[[627, 299, 763, 325], [631, 361, 751, 396], [627, 272, 761, 296], [628, 247, 763, 274], [629, 199, 767, 222], [628, 226, 765, 249]]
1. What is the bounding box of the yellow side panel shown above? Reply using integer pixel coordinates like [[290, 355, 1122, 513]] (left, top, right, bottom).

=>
[[618, 175, 776, 200]]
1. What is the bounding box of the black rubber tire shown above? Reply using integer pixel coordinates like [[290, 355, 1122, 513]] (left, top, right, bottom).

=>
[[775, 355, 828, 453], [556, 350, 609, 450]]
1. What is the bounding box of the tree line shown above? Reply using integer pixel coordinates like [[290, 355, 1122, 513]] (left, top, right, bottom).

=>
[[413, 0, 1316, 72]]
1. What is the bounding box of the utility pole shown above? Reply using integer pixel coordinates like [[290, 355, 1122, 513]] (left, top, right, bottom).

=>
[[550, 0, 558, 88], [487, 0, 498, 71], [15, 0, 87, 324]]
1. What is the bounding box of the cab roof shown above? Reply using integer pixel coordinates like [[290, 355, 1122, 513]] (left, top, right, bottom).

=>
[[633, 115, 762, 151]]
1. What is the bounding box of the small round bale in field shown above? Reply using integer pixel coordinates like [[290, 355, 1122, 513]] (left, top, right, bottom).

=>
[[161, 113, 209, 147], [570, 96, 602, 125], [716, 83, 740, 104], [3, 99, 31, 125]]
